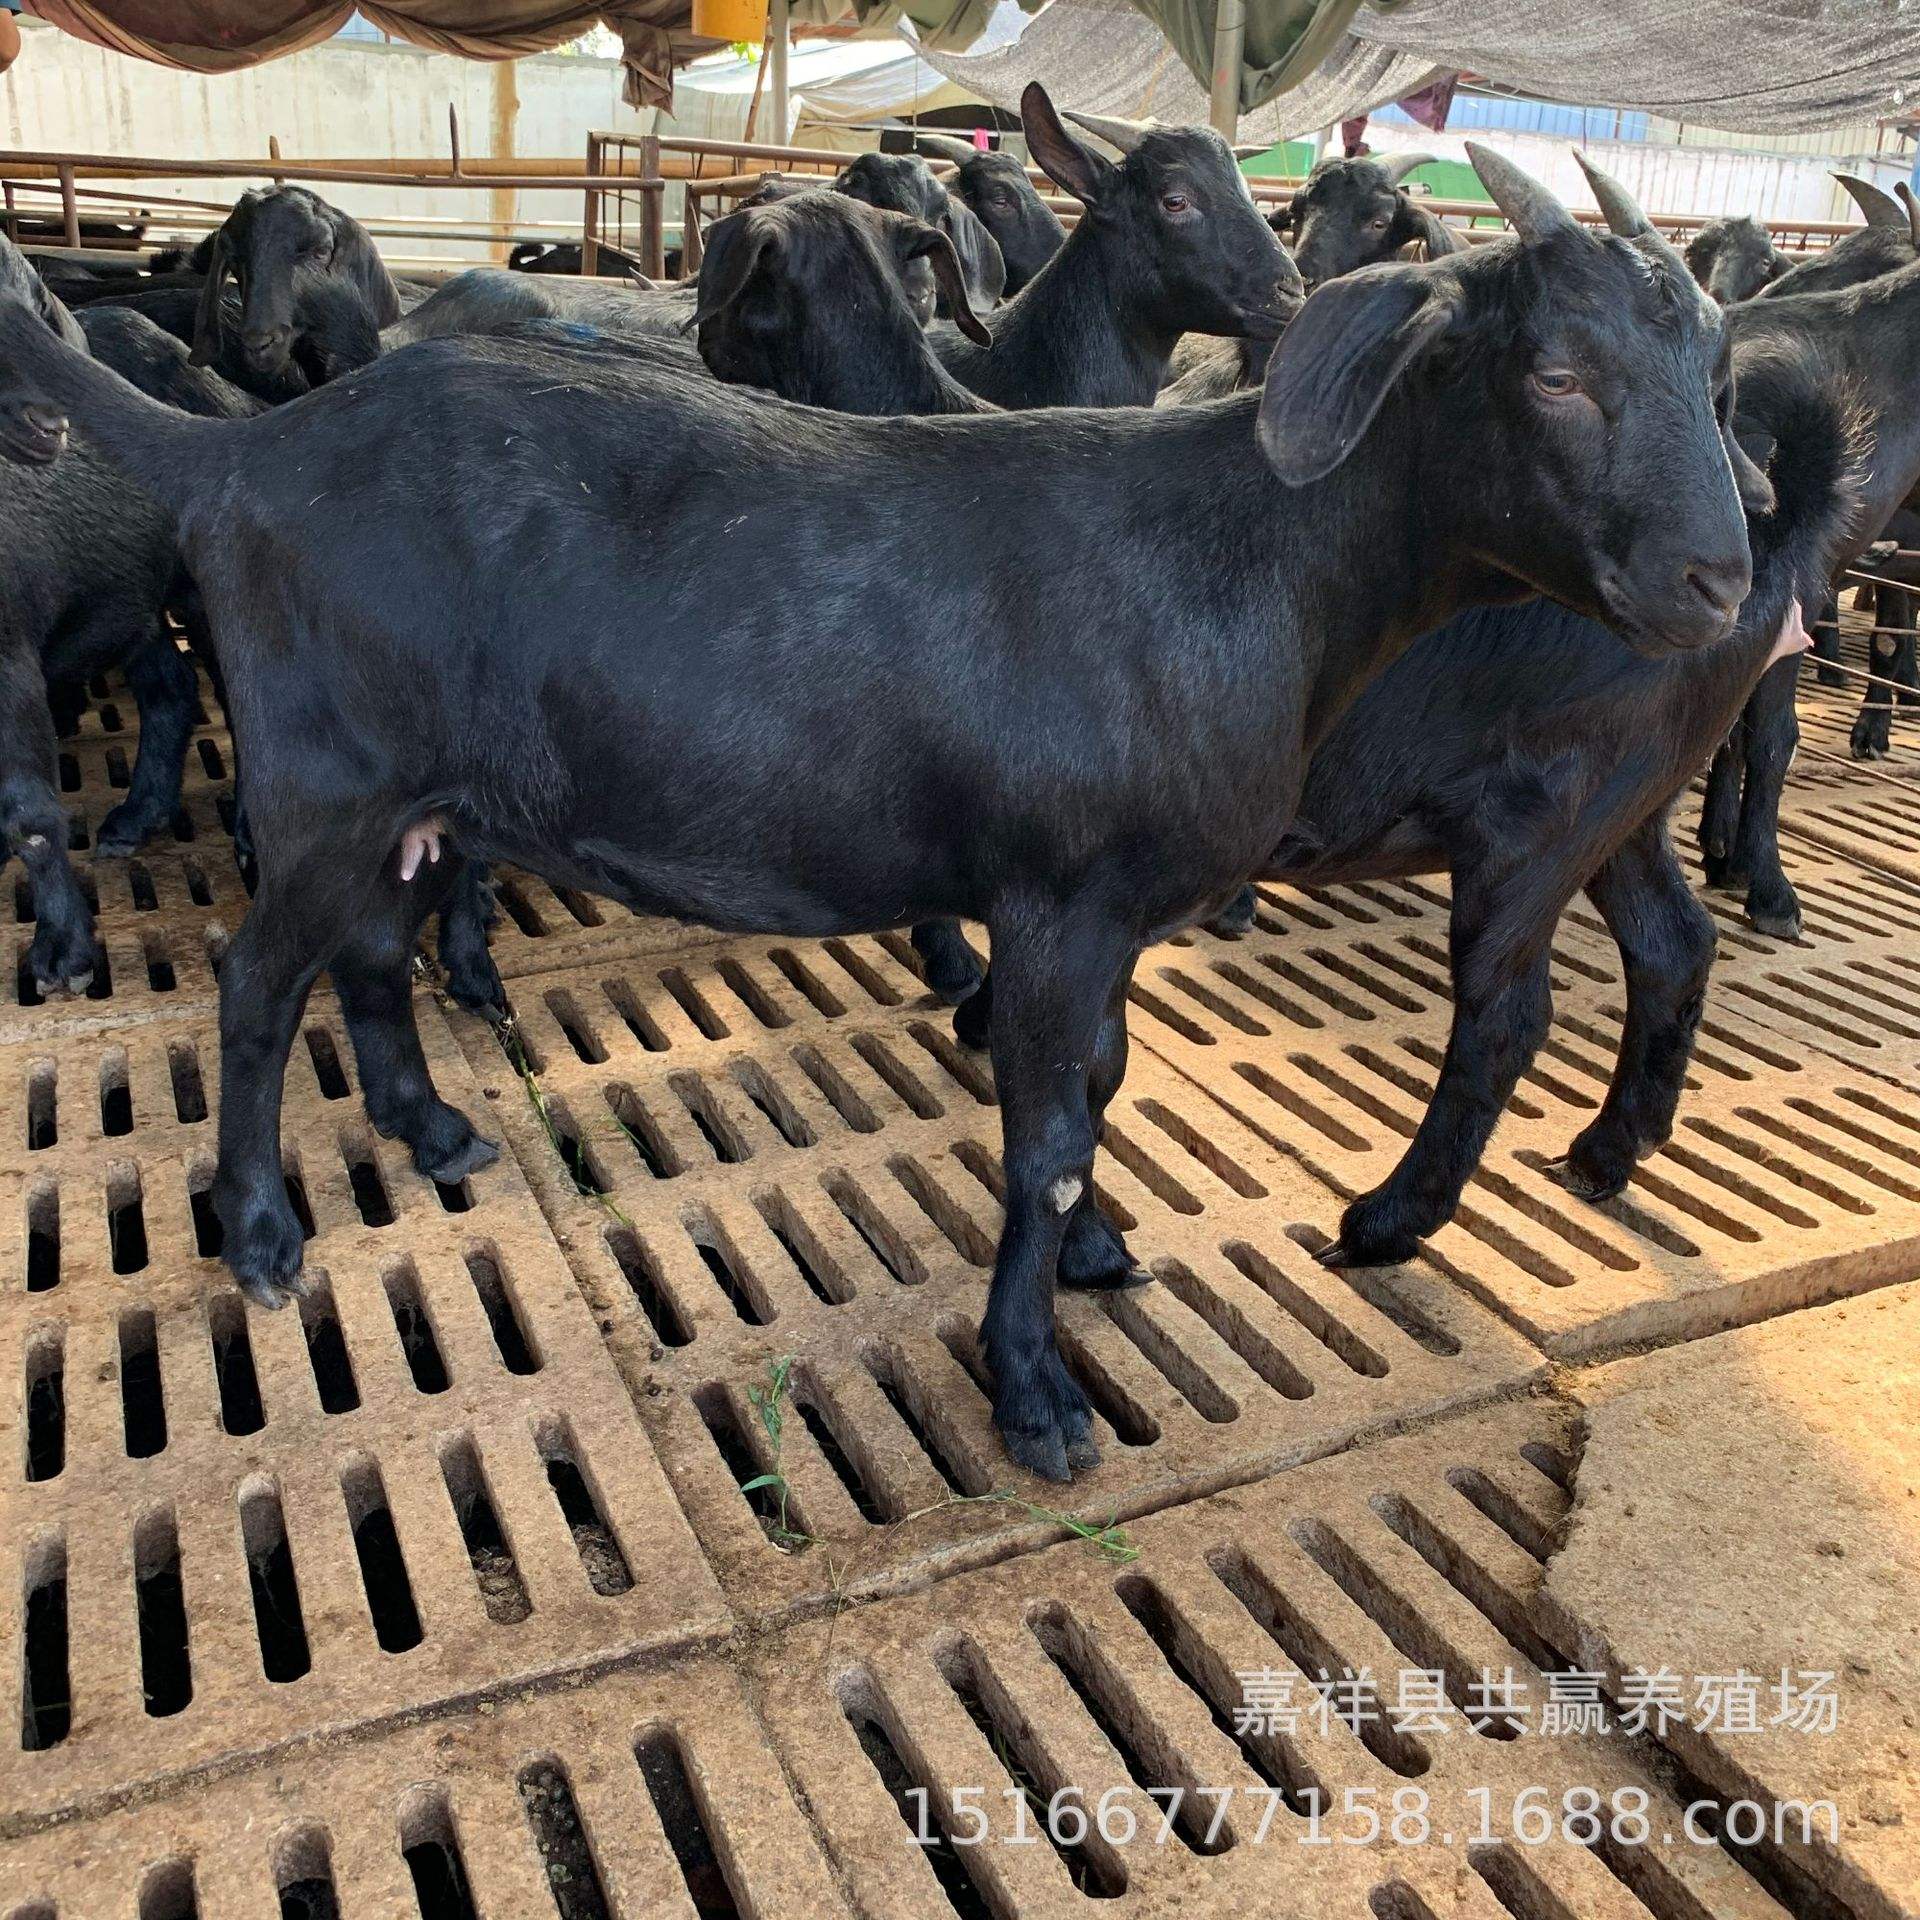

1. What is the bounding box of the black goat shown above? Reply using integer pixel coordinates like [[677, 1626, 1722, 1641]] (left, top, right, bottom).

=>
[[0, 249, 260, 994], [1684, 214, 1790, 305], [1281, 150, 1456, 289], [917, 133, 1067, 296], [927, 85, 1300, 409], [692, 194, 990, 411], [1842, 503, 1920, 759], [509, 239, 646, 278], [833, 150, 1007, 315], [930, 186, 1858, 1272], [0, 149, 1754, 1484], [190, 184, 409, 379], [1761, 174, 1918, 298], [1700, 191, 1920, 933]]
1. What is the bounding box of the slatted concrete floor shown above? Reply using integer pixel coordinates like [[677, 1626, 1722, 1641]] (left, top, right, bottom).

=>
[[3, 645, 1916, 1919]]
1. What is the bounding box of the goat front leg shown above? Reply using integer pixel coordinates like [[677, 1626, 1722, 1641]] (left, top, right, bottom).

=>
[[334, 864, 500, 1184], [97, 630, 199, 855], [980, 898, 1134, 1481], [1, 642, 98, 993], [1563, 815, 1714, 1199], [1698, 727, 1744, 889], [1730, 652, 1802, 938], [1321, 855, 1558, 1268]]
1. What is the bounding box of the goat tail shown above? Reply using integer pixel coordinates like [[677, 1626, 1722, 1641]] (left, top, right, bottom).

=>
[[0, 292, 233, 512]]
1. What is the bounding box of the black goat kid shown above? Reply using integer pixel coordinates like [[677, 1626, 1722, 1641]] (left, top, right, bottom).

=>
[[832, 150, 1008, 316], [0, 149, 1753, 1484], [1684, 215, 1790, 306], [929, 85, 1300, 408], [1283, 150, 1455, 289], [916, 133, 1068, 296]]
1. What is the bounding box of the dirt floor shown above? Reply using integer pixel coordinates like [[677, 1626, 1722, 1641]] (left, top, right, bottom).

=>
[[3, 616, 1917, 1919]]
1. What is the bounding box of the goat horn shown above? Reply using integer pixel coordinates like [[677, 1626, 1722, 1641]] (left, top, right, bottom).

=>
[[1380, 151, 1437, 186], [1900, 180, 1920, 250], [1062, 109, 1155, 155], [1833, 172, 1906, 229], [1465, 142, 1577, 243], [915, 133, 978, 165], [1573, 151, 1653, 238]]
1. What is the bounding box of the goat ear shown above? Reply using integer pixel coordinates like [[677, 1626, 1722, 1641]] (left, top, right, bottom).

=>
[[1725, 420, 1776, 515], [687, 211, 777, 330], [189, 230, 231, 368], [1256, 262, 1453, 486], [1020, 81, 1114, 208], [898, 222, 991, 346]]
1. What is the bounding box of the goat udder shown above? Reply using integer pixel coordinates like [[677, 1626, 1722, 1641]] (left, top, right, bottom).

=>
[[399, 815, 445, 881]]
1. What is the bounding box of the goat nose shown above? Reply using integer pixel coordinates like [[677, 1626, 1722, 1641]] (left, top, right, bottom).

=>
[[22, 403, 65, 436], [1684, 553, 1750, 618]]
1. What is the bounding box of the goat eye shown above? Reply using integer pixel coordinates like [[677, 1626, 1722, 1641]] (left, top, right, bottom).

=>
[[1162, 193, 1190, 214], [1531, 369, 1582, 398], [1373, 215, 1391, 230]]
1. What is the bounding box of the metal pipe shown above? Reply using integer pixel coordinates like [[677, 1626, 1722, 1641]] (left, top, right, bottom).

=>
[[1209, 0, 1246, 139], [769, 0, 791, 144]]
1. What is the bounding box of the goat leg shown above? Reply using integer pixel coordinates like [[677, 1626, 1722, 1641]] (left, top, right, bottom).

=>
[[1698, 728, 1745, 888], [1321, 849, 1560, 1269], [1562, 815, 1714, 1199], [1057, 957, 1151, 1292], [1730, 651, 1803, 938], [978, 899, 1133, 1481], [1810, 591, 1843, 687], [909, 917, 985, 1005], [97, 629, 198, 856], [0, 642, 99, 994], [433, 857, 505, 1020], [333, 866, 500, 1185]]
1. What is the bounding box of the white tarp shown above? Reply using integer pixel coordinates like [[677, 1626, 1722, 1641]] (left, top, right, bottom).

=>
[[920, 0, 1920, 138]]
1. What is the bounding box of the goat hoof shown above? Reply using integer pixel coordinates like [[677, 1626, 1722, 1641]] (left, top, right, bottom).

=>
[[1850, 718, 1891, 760], [424, 1131, 499, 1185], [442, 954, 506, 1019], [1058, 1207, 1151, 1291], [1551, 1149, 1630, 1203], [225, 1216, 308, 1307], [1747, 908, 1802, 940], [993, 1349, 1094, 1484], [952, 993, 991, 1052], [1815, 664, 1846, 688], [930, 969, 984, 1008], [1318, 1227, 1418, 1270], [1205, 884, 1259, 938], [1002, 1424, 1074, 1483], [1065, 1433, 1102, 1474], [95, 804, 161, 858]]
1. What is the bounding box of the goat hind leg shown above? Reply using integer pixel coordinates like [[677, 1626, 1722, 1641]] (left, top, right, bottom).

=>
[[911, 918, 985, 1005], [98, 630, 198, 855], [433, 858, 505, 1019], [979, 900, 1133, 1481], [1732, 653, 1802, 938], [336, 869, 499, 1184], [1057, 958, 1149, 1292], [1563, 816, 1713, 1199]]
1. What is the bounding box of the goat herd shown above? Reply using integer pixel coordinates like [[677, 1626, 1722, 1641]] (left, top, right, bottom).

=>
[[0, 84, 1906, 1479]]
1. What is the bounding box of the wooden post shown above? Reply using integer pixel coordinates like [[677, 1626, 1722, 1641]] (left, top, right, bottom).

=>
[[268, 134, 285, 185], [490, 61, 519, 263], [582, 131, 603, 275], [639, 133, 664, 278], [1209, 0, 1245, 138], [57, 161, 79, 248], [682, 187, 704, 277], [769, 0, 790, 141]]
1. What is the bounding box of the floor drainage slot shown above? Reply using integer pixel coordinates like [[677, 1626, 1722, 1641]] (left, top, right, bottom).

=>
[[863, 1347, 984, 1496], [1115, 1571, 1320, 1817], [207, 1292, 266, 1434], [935, 1631, 1128, 1896], [23, 1328, 64, 1482], [382, 1259, 450, 1393], [603, 1225, 692, 1347], [119, 1307, 168, 1457], [25, 1183, 58, 1292], [440, 1433, 530, 1625], [752, 1191, 847, 1305], [343, 1454, 424, 1654], [343, 1133, 394, 1228], [26, 1060, 55, 1149], [137, 1859, 199, 1920], [840, 1674, 994, 1920], [465, 1247, 541, 1374], [304, 1028, 350, 1100], [298, 1278, 360, 1415], [518, 1758, 611, 1920], [1290, 1518, 1518, 1739], [545, 989, 606, 1064], [108, 1163, 149, 1274], [634, 1728, 744, 1920], [274, 1825, 340, 1920], [240, 1478, 312, 1683], [685, 1212, 771, 1326], [606, 1085, 679, 1180], [1469, 1840, 1578, 1920], [168, 1040, 207, 1123], [20, 1531, 70, 1750], [1208, 1545, 1428, 1777], [134, 1506, 192, 1718], [693, 1383, 808, 1545], [534, 1415, 632, 1595], [795, 1382, 892, 1523], [1028, 1600, 1230, 1855], [1369, 1882, 1443, 1920], [400, 1790, 478, 1920]]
